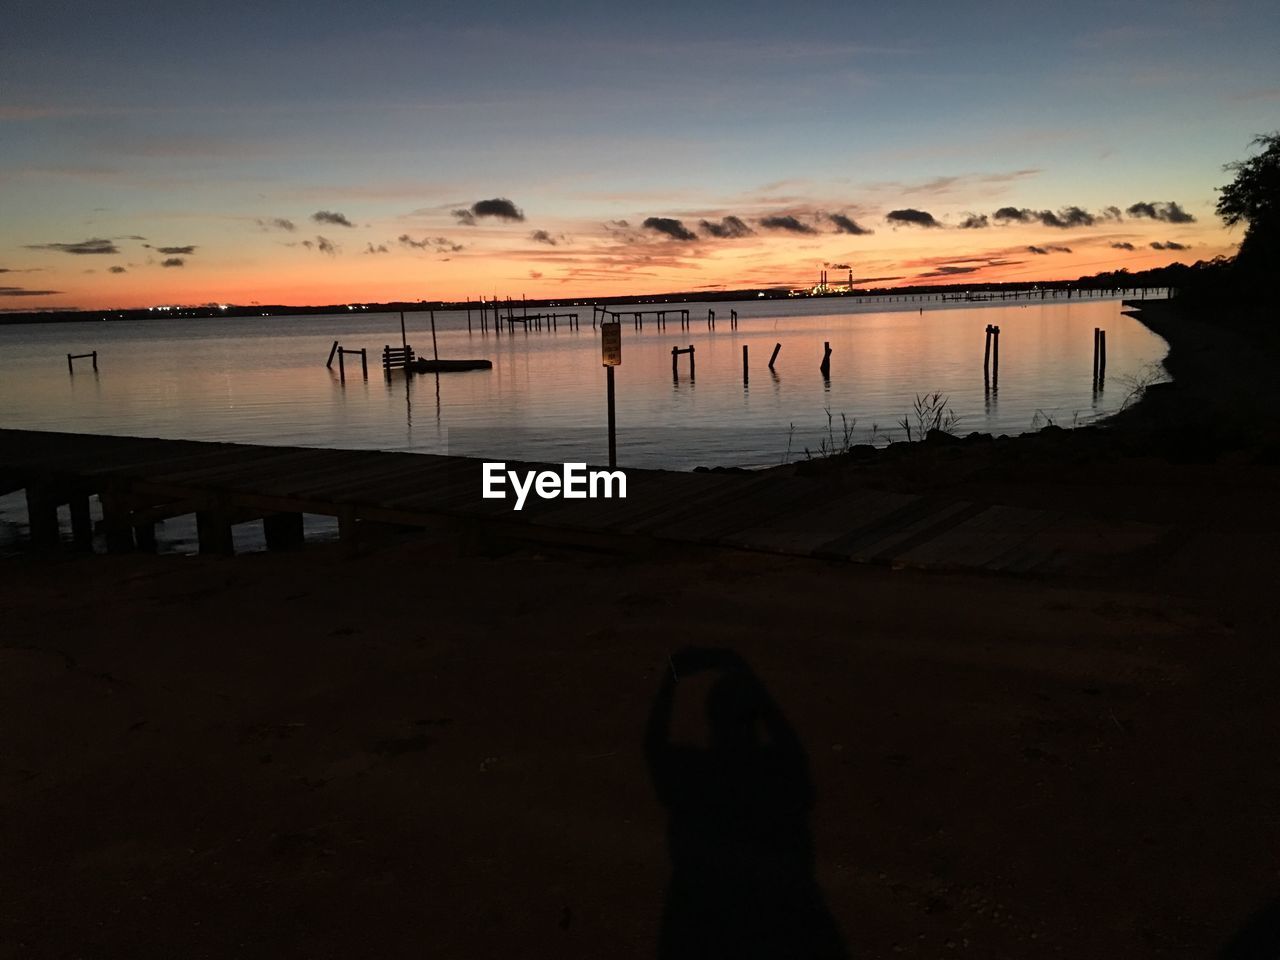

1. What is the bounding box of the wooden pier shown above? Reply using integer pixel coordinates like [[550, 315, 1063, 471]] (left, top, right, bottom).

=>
[[1, 429, 1168, 576]]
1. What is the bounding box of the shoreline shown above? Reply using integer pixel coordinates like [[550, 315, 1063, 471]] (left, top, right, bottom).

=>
[[3, 295, 1279, 957]]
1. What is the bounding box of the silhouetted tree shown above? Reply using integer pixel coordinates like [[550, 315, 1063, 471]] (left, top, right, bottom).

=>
[[1218, 132, 1280, 280]]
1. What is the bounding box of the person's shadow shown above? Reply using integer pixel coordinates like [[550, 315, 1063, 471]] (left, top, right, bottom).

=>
[[645, 646, 849, 958]]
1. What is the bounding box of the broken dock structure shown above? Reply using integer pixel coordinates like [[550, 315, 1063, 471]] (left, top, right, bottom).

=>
[[2, 429, 1169, 576]]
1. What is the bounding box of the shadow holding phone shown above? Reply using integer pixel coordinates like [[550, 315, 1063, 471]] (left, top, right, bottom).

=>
[[645, 646, 849, 958]]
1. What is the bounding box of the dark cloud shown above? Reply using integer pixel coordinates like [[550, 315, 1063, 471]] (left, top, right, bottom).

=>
[[825, 213, 871, 235], [1101, 206, 1123, 221], [364, 243, 389, 254], [256, 217, 296, 232], [530, 229, 558, 245], [958, 213, 989, 229], [116, 234, 147, 241], [300, 237, 338, 255], [398, 234, 463, 253], [154, 245, 195, 255], [607, 219, 629, 228], [1038, 206, 1095, 228], [0, 286, 61, 296], [642, 217, 697, 241], [1127, 201, 1195, 223], [1150, 240, 1189, 250], [1110, 241, 1136, 251], [451, 197, 524, 225], [993, 206, 1095, 228], [700, 216, 755, 239], [160, 257, 184, 268], [759, 215, 817, 234], [829, 262, 850, 269], [312, 210, 354, 228], [1027, 245, 1072, 254], [25, 238, 118, 255], [993, 207, 1033, 223], [918, 265, 981, 277], [885, 209, 939, 228], [108, 265, 127, 273]]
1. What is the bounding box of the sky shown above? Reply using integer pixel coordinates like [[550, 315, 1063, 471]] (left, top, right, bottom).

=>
[[2, 0, 1277, 310]]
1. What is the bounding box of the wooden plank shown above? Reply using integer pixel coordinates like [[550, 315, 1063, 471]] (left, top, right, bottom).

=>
[[811, 497, 957, 561], [724, 488, 917, 555], [849, 500, 986, 564], [645, 476, 817, 543], [895, 505, 1058, 571]]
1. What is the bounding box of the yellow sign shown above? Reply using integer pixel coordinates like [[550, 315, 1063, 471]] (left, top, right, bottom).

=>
[[601, 322, 622, 366]]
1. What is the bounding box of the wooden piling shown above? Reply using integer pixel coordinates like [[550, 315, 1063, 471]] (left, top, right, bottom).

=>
[[196, 508, 234, 556], [430, 309, 439, 361], [25, 487, 60, 546], [99, 491, 135, 553], [743, 344, 748, 385], [327, 340, 340, 369], [768, 343, 781, 369], [69, 494, 93, 548], [671, 345, 695, 379], [263, 511, 305, 551], [820, 341, 831, 378], [1092, 327, 1100, 382]]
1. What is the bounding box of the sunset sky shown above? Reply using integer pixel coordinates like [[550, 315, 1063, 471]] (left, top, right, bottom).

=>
[[3, 0, 1277, 310]]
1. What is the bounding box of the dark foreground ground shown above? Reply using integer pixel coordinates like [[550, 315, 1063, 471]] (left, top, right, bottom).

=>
[[2, 298, 1279, 959]]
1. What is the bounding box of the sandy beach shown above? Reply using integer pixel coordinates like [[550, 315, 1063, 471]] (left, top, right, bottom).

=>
[[3, 298, 1279, 958]]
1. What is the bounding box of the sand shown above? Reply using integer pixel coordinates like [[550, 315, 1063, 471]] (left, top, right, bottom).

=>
[[2, 298, 1279, 959]]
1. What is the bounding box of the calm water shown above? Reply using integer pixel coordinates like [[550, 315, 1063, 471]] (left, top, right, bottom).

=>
[[0, 294, 1168, 470]]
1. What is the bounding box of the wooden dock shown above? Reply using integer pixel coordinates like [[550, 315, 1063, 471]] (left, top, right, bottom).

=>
[[0, 429, 1167, 575]]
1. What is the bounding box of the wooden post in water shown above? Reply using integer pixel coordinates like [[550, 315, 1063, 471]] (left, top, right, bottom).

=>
[[1092, 327, 1100, 383], [1099, 329, 1106, 377], [983, 324, 993, 378], [327, 340, 339, 368], [820, 341, 831, 378], [708, 309, 715, 330], [671, 345, 695, 379], [338, 348, 346, 383], [430, 309, 439, 361], [730, 309, 738, 330], [467, 302, 472, 333], [992, 325, 1000, 383], [769, 343, 781, 370], [743, 344, 749, 385], [400, 311, 407, 350]]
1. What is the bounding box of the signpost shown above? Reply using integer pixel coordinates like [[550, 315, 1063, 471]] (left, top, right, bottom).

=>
[[601, 321, 621, 468]]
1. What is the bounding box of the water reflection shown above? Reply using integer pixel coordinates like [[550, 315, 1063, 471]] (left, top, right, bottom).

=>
[[0, 298, 1168, 469]]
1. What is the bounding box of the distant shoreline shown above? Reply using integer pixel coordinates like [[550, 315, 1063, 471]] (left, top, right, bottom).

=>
[[0, 283, 1167, 327]]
